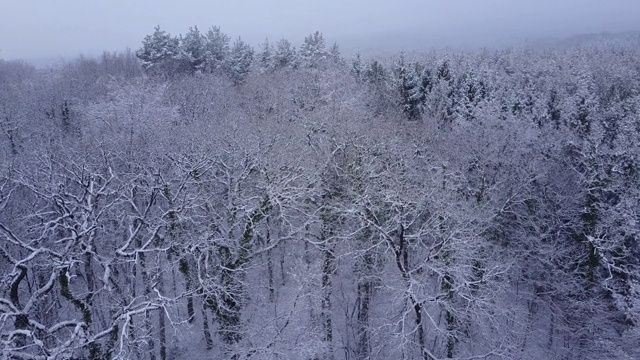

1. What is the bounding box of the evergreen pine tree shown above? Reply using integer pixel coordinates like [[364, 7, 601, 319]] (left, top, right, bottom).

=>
[[178, 26, 206, 74], [329, 42, 341, 64], [273, 39, 297, 69], [437, 60, 452, 83], [258, 38, 274, 71], [299, 31, 327, 68], [395, 55, 425, 120], [136, 25, 180, 76], [226, 37, 254, 83], [203, 26, 230, 73], [351, 52, 363, 81]]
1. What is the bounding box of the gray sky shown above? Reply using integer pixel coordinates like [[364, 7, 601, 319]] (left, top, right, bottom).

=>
[[1, 0, 640, 61]]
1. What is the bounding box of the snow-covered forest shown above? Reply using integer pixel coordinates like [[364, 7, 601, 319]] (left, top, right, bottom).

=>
[[1, 26, 640, 360]]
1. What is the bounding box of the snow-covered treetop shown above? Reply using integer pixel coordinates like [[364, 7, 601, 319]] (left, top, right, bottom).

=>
[[136, 25, 179, 71]]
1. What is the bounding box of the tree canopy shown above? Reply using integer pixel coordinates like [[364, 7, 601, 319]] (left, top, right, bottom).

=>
[[1, 27, 640, 360]]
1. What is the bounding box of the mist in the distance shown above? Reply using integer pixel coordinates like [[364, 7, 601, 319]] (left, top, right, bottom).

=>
[[1, 0, 639, 62]]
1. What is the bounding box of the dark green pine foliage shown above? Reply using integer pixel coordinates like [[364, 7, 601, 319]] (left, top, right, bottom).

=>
[[203, 26, 231, 72], [351, 52, 363, 81], [395, 55, 426, 120], [437, 60, 452, 83], [363, 59, 392, 114], [226, 37, 254, 83], [136, 25, 180, 76], [547, 89, 562, 129], [273, 38, 297, 68], [258, 38, 274, 71], [299, 31, 327, 67], [364, 60, 386, 86], [178, 26, 207, 74]]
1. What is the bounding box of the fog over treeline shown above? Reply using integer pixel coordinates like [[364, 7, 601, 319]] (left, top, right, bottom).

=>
[[2, 0, 640, 62], [1, 19, 640, 360]]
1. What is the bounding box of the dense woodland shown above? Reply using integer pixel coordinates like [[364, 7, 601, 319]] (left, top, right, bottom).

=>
[[1, 26, 640, 360]]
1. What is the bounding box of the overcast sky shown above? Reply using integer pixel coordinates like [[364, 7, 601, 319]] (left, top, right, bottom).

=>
[[1, 0, 640, 61]]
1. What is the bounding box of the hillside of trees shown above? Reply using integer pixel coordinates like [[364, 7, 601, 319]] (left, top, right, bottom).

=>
[[1, 26, 640, 359]]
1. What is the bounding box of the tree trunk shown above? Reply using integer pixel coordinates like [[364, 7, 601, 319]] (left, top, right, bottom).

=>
[[321, 246, 335, 360], [266, 216, 275, 302], [157, 254, 167, 360], [356, 277, 371, 360], [138, 251, 156, 360], [202, 298, 213, 350], [179, 258, 195, 323]]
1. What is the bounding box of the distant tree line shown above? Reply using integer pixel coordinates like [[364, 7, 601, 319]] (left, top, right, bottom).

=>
[[135, 25, 341, 81]]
